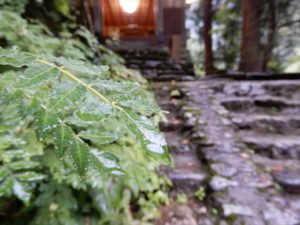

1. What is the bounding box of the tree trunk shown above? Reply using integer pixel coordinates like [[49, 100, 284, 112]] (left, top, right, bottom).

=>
[[203, 0, 214, 75], [263, 0, 277, 71], [239, 0, 263, 72]]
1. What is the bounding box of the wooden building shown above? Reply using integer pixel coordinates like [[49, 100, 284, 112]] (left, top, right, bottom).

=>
[[76, 0, 187, 60]]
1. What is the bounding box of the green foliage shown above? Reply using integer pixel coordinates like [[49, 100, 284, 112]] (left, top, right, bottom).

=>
[[186, 0, 241, 71], [195, 187, 206, 201], [214, 0, 241, 70], [0, 103, 45, 204], [53, 0, 70, 16], [0, 47, 169, 177], [0, 10, 93, 60], [175, 193, 188, 204], [0, 8, 170, 225], [0, 0, 29, 14]]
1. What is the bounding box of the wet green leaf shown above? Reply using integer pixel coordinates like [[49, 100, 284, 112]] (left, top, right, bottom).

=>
[[35, 109, 58, 140], [116, 95, 161, 114], [0, 167, 9, 182], [0, 177, 13, 197], [46, 55, 109, 78], [75, 96, 113, 122], [15, 64, 59, 88], [0, 48, 36, 67], [90, 149, 124, 175], [1, 149, 27, 162], [70, 137, 89, 177], [50, 83, 86, 112], [9, 161, 40, 171], [13, 180, 31, 203], [54, 123, 74, 159], [121, 110, 170, 164], [15, 172, 46, 182], [93, 79, 140, 93], [79, 130, 119, 145]]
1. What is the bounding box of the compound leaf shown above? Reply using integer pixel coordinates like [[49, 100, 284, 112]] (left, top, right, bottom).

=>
[[16, 64, 59, 88], [15, 172, 46, 182], [46, 55, 109, 78], [9, 161, 40, 171], [35, 109, 58, 141], [93, 79, 140, 93], [75, 96, 113, 122], [50, 83, 86, 112], [71, 137, 89, 177], [79, 130, 119, 145], [54, 123, 74, 159], [90, 149, 124, 175], [0, 48, 36, 67], [121, 110, 170, 164], [0, 167, 9, 182], [13, 180, 31, 203]]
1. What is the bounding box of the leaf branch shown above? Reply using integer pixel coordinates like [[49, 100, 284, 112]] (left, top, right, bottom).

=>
[[35, 58, 137, 130]]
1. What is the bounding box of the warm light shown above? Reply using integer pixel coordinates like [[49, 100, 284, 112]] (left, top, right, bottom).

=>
[[186, 0, 199, 4], [119, 0, 140, 14]]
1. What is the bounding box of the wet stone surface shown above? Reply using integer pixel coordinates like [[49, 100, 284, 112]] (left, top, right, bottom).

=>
[[120, 48, 300, 224], [116, 48, 195, 81], [273, 169, 300, 194], [179, 79, 300, 225]]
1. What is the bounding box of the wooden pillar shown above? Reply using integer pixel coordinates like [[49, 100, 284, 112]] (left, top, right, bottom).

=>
[[203, 0, 214, 75], [156, 0, 165, 44], [171, 36, 182, 63], [163, 0, 185, 62], [93, 0, 104, 42], [93, 0, 101, 34], [239, 0, 263, 72], [263, 0, 276, 71]]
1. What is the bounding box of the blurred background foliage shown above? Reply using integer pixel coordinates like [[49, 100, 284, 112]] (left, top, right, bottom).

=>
[[186, 0, 300, 75]]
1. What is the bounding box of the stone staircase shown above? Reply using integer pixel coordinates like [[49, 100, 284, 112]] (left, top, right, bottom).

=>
[[181, 79, 300, 225], [118, 47, 300, 224], [115, 48, 195, 81]]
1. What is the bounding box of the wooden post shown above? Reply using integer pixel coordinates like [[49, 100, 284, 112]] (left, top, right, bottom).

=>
[[163, 0, 185, 61], [156, 0, 164, 44], [93, 0, 101, 35], [239, 0, 263, 72], [263, 0, 276, 71], [171, 35, 182, 63], [84, 0, 94, 34], [203, 0, 214, 75]]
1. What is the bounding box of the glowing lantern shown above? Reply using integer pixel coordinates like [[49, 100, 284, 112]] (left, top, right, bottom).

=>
[[186, 0, 199, 4], [119, 0, 140, 14]]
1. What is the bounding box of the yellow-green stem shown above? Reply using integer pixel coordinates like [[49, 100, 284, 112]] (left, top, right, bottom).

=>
[[36, 58, 134, 123]]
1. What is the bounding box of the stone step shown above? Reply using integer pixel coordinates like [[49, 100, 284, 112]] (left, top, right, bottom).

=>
[[159, 102, 181, 112], [127, 61, 184, 70], [242, 135, 300, 159], [159, 121, 182, 132], [157, 69, 188, 75], [147, 75, 195, 82], [222, 96, 300, 114], [127, 63, 183, 71], [262, 82, 300, 99], [168, 170, 207, 194], [272, 169, 300, 194], [164, 131, 190, 152], [164, 138, 207, 193], [115, 49, 170, 61], [232, 115, 300, 134], [216, 81, 300, 99], [251, 154, 300, 172]]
